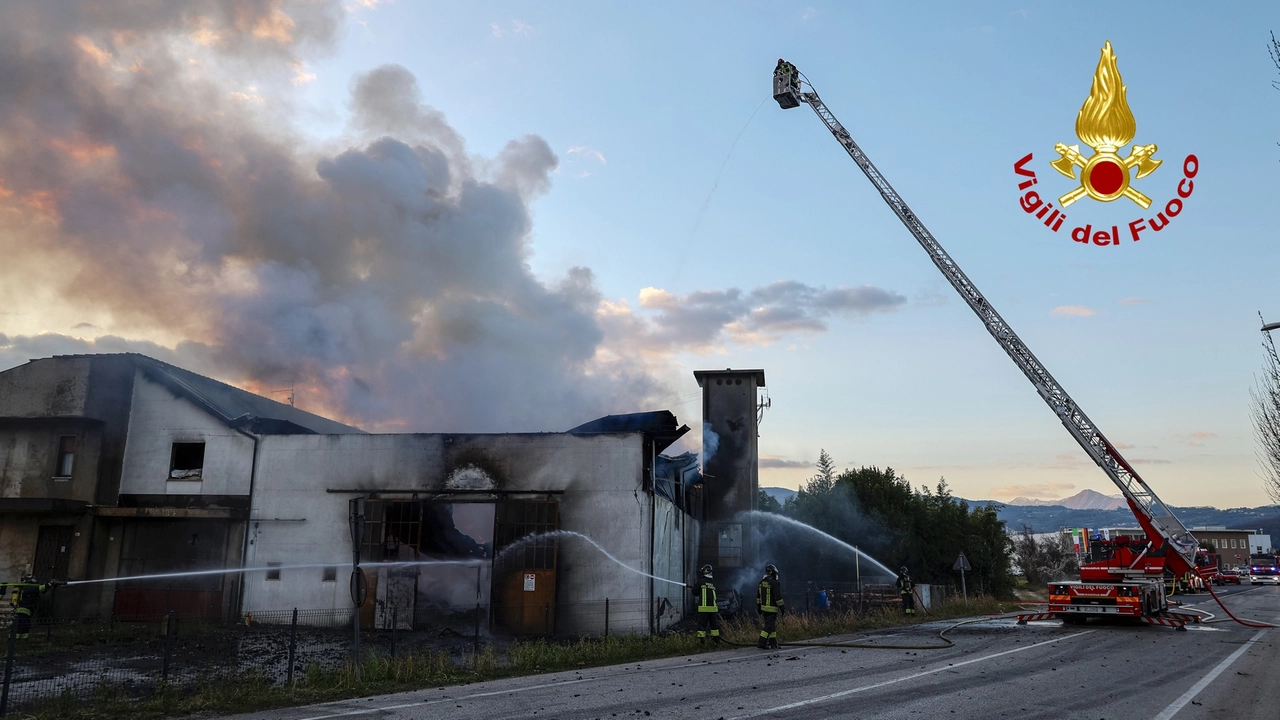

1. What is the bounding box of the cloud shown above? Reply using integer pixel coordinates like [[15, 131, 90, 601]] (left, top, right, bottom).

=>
[[1118, 297, 1149, 305], [290, 59, 316, 85], [1129, 458, 1173, 465], [1051, 305, 1095, 317], [989, 482, 1076, 498], [619, 281, 907, 351], [759, 455, 811, 469], [801, 7, 816, 20], [491, 19, 533, 38], [1182, 430, 1218, 447], [0, 3, 676, 433], [1111, 442, 1136, 449], [567, 146, 606, 165]]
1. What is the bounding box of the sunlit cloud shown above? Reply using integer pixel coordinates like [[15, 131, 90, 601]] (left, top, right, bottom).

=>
[[759, 455, 811, 469], [1051, 305, 1095, 317], [989, 482, 1076, 498]]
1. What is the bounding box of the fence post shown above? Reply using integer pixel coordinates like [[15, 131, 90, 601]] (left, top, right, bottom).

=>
[[544, 602, 550, 639], [604, 598, 609, 637], [471, 602, 480, 669], [390, 607, 397, 659], [162, 611, 175, 681], [287, 608, 298, 685], [1, 624, 16, 717]]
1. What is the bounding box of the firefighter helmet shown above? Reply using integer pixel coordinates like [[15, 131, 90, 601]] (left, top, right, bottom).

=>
[[20, 574, 35, 584], [699, 564, 713, 579], [899, 566, 909, 576], [764, 564, 778, 579]]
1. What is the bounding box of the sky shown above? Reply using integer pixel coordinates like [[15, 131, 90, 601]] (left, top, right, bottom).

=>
[[1, 1, 1278, 508]]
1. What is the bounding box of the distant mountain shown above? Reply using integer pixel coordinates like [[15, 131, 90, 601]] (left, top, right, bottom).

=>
[[970, 500, 1280, 540], [762, 487, 797, 504], [1007, 489, 1126, 511]]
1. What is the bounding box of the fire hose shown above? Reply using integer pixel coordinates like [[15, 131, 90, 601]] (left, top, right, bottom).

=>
[[1201, 583, 1277, 629]]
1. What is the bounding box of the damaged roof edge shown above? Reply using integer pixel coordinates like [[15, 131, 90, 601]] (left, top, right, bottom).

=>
[[567, 410, 689, 455]]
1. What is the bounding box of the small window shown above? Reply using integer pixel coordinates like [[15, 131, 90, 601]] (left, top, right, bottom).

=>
[[55, 436, 76, 477], [169, 442, 205, 480], [266, 562, 281, 581], [322, 566, 337, 582]]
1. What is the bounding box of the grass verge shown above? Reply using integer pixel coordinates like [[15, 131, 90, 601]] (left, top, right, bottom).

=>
[[20, 596, 1020, 720]]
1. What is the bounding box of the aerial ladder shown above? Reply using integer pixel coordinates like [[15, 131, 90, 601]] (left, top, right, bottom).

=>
[[771, 64, 1252, 629]]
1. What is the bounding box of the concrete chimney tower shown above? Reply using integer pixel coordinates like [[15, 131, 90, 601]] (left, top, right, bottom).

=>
[[693, 368, 765, 572]]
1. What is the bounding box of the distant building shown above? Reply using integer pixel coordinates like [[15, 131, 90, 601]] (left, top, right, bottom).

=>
[[1189, 526, 1254, 568]]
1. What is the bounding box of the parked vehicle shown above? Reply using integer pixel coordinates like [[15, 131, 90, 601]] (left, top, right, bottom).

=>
[[1212, 571, 1241, 586]]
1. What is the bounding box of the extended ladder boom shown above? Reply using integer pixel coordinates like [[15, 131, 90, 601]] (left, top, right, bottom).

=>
[[774, 68, 1200, 575]]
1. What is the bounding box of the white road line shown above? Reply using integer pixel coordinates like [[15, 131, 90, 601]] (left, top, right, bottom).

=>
[[1152, 629, 1268, 720], [729, 630, 1093, 719], [295, 677, 593, 720]]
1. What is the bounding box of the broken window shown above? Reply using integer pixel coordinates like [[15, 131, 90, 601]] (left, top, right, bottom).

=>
[[55, 436, 76, 477], [266, 562, 281, 581], [169, 442, 205, 480], [322, 566, 337, 582]]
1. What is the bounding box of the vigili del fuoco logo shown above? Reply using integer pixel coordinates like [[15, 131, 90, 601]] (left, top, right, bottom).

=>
[[1013, 41, 1197, 247]]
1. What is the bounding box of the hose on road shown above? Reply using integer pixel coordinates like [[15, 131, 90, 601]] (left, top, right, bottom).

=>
[[1202, 583, 1277, 629], [721, 609, 1043, 651]]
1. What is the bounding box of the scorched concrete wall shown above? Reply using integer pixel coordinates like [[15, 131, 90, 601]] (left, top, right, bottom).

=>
[[119, 371, 255, 497]]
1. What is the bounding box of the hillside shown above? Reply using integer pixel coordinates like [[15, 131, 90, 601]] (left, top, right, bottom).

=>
[[976, 501, 1280, 539]]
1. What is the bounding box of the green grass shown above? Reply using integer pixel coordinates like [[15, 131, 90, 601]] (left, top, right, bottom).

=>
[[17, 596, 1018, 720]]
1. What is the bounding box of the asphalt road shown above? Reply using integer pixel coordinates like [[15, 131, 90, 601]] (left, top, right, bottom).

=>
[[225, 585, 1280, 720]]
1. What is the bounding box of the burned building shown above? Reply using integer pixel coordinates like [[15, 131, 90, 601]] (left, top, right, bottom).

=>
[[694, 369, 765, 575], [0, 354, 361, 618], [240, 411, 699, 636], [0, 355, 764, 637]]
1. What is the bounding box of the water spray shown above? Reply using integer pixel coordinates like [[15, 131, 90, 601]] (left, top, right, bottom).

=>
[[494, 530, 687, 588]]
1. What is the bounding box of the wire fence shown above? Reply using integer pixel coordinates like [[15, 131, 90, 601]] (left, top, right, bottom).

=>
[[0, 585, 954, 714]]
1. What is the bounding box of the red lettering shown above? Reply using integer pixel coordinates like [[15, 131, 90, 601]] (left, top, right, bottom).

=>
[[1129, 218, 1147, 242], [1020, 190, 1043, 213], [1072, 224, 1092, 244], [1014, 153, 1036, 177], [1150, 213, 1169, 231], [1183, 154, 1198, 178], [1165, 198, 1182, 217], [1093, 230, 1111, 246], [1178, 178, 1193, 198]]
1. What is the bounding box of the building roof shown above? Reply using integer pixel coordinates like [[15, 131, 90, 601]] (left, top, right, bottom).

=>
[[693, 368, 766, 387], [567, 410, 689, 454], [55, 353, 364, 435]]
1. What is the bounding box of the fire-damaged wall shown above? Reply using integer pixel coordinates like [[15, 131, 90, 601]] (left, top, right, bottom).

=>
[[694, 369, 765, 574], [241, 428, 698, 635]]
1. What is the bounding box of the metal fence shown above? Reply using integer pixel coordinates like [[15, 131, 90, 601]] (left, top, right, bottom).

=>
[[0, 597, 669, 715], [0, 586, 960, 714]]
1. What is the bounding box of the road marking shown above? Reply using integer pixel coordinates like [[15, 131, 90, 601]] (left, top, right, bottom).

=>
[[1152, 629, 1267, 720], [729, 630, 1093, 718], [294, 677, 594, 720]]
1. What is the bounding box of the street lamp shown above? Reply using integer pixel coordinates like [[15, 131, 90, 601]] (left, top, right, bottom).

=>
[[1263, 320, 1280, 333]]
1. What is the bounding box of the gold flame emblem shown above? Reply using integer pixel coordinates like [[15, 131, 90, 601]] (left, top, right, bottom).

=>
[[1051, 41, 1161, 208]]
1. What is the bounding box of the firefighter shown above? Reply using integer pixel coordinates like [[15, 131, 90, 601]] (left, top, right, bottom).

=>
[[693, 564, 720, 642], [9, 574, 63, 640], [897, 566, 915, 615], [756, 564, 784, 649]]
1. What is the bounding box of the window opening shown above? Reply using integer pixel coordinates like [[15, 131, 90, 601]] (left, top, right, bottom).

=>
[[55, 436, 76, 477], [170, 442, 206, 480], [322, 566, 337, 582], [265, 562, 281, 581]]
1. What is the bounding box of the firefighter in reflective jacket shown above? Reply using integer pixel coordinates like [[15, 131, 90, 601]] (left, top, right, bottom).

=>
[[756, 564, 784, 649], [693, 564, 720, 641], [897, 566, 915, 615], [9, 574, 63, 639]]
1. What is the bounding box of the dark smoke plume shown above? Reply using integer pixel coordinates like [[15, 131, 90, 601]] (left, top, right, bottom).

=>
[[0, 1, 907, 433]]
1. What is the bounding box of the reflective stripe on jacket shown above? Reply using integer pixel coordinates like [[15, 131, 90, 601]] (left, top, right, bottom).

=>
[[698, 582, 718, 613], [757, 578, 784, 613]]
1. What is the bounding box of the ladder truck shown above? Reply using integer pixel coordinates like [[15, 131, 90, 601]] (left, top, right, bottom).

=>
[[772, 65, 1213, 629]]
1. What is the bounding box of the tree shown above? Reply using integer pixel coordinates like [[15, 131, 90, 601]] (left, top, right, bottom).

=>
[[757, 488, 783, 514], [1249, 320, 1280, 504], [1012, 525, 1078, 587]]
